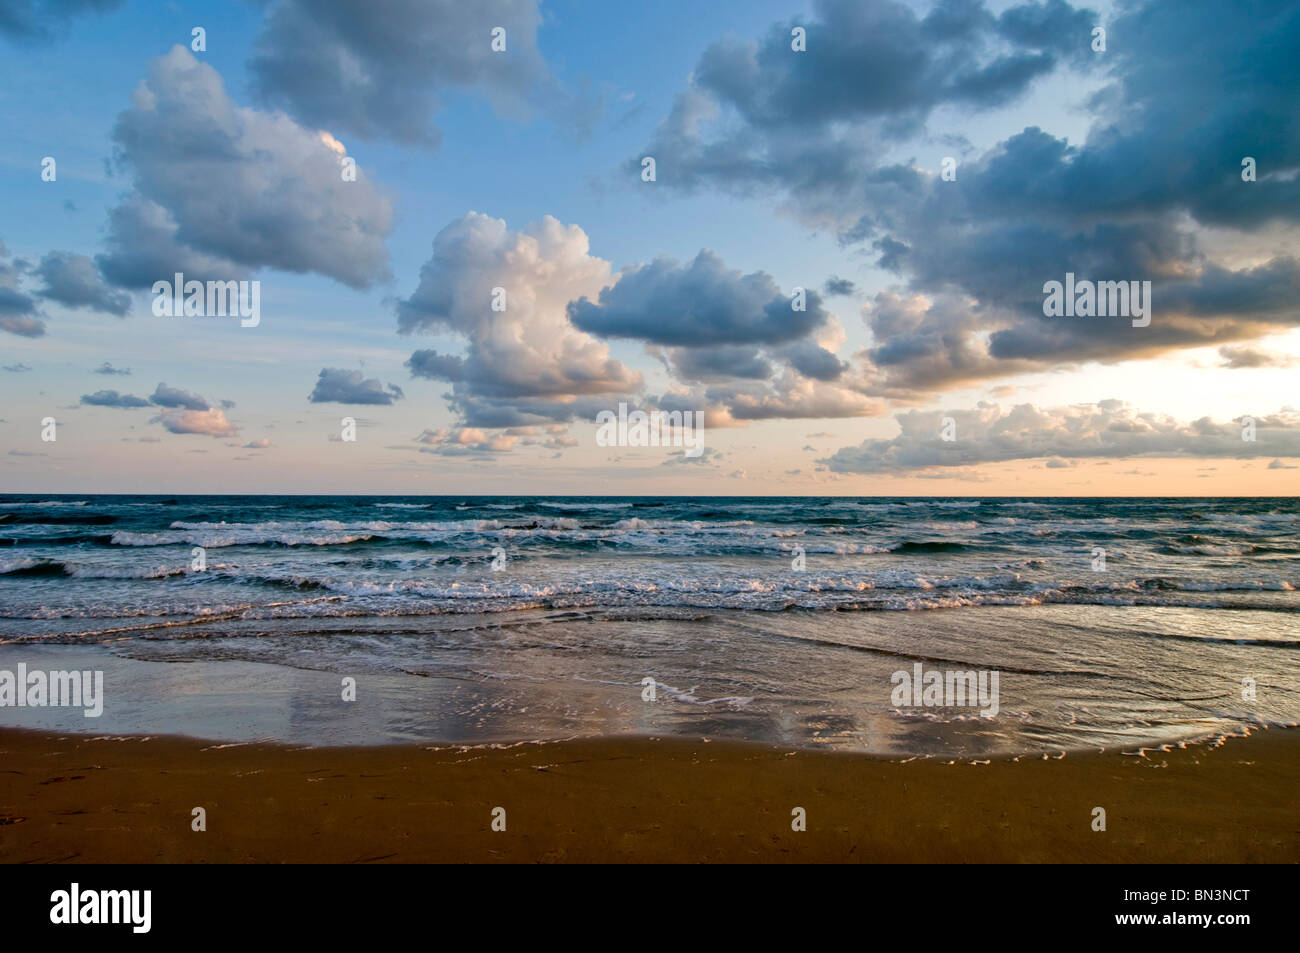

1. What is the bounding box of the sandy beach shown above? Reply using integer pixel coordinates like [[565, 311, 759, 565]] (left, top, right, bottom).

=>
[[2, 726, 1296, 863]]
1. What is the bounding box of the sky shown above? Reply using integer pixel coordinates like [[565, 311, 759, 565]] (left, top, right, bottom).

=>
[[1, 0, 1298, 495]]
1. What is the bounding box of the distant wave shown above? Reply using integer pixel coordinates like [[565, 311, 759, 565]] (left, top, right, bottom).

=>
[[0, 533, 115, 547], [3, 497, 1297, 631], [890, 540, 975, 553], [0, 556, 188, 580], [0, 512, 117, 526]]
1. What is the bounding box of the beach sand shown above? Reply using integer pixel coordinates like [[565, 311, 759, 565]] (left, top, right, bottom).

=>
[[2, 727, 1296, 863]]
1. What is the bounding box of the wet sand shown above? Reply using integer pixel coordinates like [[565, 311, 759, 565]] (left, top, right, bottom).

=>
[[1, 727, 1296, 863]]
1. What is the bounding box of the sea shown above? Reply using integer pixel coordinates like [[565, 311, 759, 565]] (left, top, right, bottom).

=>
[[1, 494, 1297, 756]]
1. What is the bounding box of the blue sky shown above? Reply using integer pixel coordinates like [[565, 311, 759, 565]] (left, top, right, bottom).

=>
[[2, 0, 1299, 494]]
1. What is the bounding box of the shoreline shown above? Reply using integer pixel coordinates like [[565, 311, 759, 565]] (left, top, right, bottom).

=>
[[2, 726, 1296, 863], [5, 603, 1295, 756]]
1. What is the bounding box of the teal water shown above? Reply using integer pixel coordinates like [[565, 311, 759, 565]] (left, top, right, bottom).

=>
[[1, 495, 1297, 753]]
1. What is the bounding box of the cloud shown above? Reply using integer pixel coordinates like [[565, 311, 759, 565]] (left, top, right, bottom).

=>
[[97, 47, 393, 290], [135, 382, 234, 436], [309, 367, 404, 405], [3, 363, 32, 372], [1218, 345, 1297, 369], [0, 0, 122, 44], [397, 216, 887, 429], [696, 370, 886, 422], [150, 383, 210, 411], [0, 240, 44, 337], [659, 343, 773, 381], [568, 250, 831, 347], [249, 0, 556, 146], [153, 408, 238, 437], [415, 427, 518, 454], [95, 195, 248, 289], [243, 438, 272, 449], [823, 276, 856, 297], [637, 0, 1300, 396], [565, 246, 884, 422], [93, 361, 130, 375], [80, 389, 149, 408], [778, 339, 848, 381], [824, 400, 1300, 473], [661, 446, 722, 467], [405, 349, 465, 381], [635, 0, 1094, 194], [34, 251, 130, 316], [398, 212, 641, 427]]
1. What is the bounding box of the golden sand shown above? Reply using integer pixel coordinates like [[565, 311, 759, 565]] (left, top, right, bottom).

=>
[[2, 728, 1295, 863]]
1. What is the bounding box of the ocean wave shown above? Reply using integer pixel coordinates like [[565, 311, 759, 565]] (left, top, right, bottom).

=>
[[610, 517, 756, 530], [0, 512, 116, 525], [0, 533, 115, 547], [0, 558, 189, 581], [890, 540, 975, 553], [0, 556, 51, 576], [111, 518, 528, 547], [5, 499, 1299, 631], [539, 501, 632, 511], [7, 585, 1298, 624], [1162, 542, 1259, 556]]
